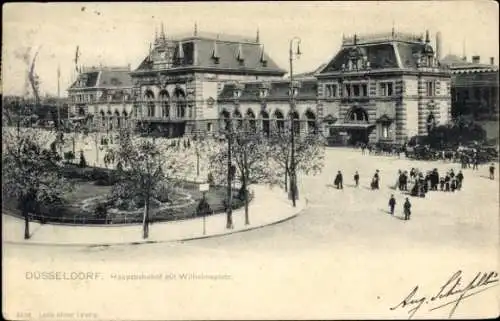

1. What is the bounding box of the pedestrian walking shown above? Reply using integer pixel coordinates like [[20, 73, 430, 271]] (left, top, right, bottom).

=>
[[456, 170, 464, 190], [389, 194, 396, 215], [371, 170, 380, 190], [354, 171, 360, 187], [404, 198, 412, 220], [334, 171, 343, 189], [489, 163, 495, 180], [473, 154, 479, 170]]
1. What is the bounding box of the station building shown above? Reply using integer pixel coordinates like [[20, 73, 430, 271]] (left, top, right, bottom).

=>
[[216, 31, 452, 145], [67, 65, 134, 131], [69, 28, 452, 145], [129, 26, 285, 137]]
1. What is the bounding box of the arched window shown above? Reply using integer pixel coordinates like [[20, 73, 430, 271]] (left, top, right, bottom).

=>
[[174, 87, 186, 118], [100, 110, 105, 127], [115, 110, 121, 128], [274, 110, 285, 133], [427, 112, 436, 133], [220, 110, 231, 131], [347, 107, 369, 122], [246, 109, 256, 132], [159, 90, 170, 118], [133, 102, 139, 118], [261, 111, 270, 136], [144, 90, 155, 117], [233, 110, 243, 130], [290, 111, 300, 135], [107, 110, 113, 130], [305, 109, 317, 134]]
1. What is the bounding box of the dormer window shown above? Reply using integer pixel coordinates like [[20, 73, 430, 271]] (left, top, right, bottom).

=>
[[177, 41, 185, 64], [212, 41, 220, 64], [260, 45, 268, 67], [236, 44, 245, 65], [288, 88, 299, 97]]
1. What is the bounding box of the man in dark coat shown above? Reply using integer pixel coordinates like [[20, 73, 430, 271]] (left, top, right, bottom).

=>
[[489, 163, 495, 180], [444, 173, 451, 192], [404, 198, 411, 220], [472, 153, 479, 170], [398, 171, 405, 191], [388, 194, 396, 215], [354, 171, 360, 187], [439, 177, 445, 191], [334, 171, 343, 189], [410, 168, 416, 180], [371, 170, 380, 190], [402, 171, 409, 191], [456, 170, 464, 190]]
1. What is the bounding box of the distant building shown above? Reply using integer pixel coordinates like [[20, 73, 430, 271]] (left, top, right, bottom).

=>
[[67, 65, 134, 131], [440, 54, 499, 119], [130, 25, 286, 137]]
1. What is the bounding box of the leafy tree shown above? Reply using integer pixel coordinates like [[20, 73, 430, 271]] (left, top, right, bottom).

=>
[[112, 128, 187, 239], [2, 127, 72, 239]]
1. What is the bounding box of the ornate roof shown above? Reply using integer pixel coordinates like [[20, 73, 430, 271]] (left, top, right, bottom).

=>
[[318, 32, 444, 74], [133, 33, 286, 76], [68, 67, 132, 90]]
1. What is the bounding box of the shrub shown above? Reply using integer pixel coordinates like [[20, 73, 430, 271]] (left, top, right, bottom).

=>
[[95, 203, 108, 219], [79, 152, 87, 168], [64, 151, 75, 163]]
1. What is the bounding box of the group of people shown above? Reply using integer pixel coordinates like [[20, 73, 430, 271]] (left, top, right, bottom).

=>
[[333, 169, 413, 220], [333, 170, 380, 190], [394, 167, 466, 197], [388, 195, 412, 220]]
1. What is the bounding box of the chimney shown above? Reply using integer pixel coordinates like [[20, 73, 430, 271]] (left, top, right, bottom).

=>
[[472, 55, 480, 64], [435, 32, 442, 61], [490, 57, 495, 65]]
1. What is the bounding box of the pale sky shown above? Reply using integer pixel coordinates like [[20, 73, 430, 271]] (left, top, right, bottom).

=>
[[2, 1, 499, 97]]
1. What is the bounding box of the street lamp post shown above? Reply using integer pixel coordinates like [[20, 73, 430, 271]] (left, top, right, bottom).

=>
[[198, 181, 210, 235], [226, 116, 234, 229], [289, 37, 302, 208]]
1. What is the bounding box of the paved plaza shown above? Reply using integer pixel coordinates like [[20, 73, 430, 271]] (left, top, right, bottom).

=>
[[3, 147, 498, 319]]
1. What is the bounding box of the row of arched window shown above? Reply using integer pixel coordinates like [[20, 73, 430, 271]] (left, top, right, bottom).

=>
[[142, 88, 188, 119], [219, 108, 318, 135]]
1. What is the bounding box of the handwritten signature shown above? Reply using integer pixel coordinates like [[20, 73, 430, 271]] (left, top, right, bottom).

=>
[[389, 270, 499, 319]]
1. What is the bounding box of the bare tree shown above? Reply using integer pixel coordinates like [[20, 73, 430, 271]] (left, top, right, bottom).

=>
[[208, 130, 280, 225], [268, 129, 326, 197], [112, 128, 187, 239], [2, 126, 72, 239]]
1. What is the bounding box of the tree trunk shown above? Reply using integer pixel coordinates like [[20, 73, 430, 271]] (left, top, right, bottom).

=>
[[196, 151, 200, 177], [243, 182, 249, 225], [142, 195, 150, 239], [23, 207, 30, 240], [284, 165, 288, 192], [243, 152, 249, 225]]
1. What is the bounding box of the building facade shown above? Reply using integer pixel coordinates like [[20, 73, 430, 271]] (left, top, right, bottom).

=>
[[129, 26, 286, 137], [216, 31, 452, 145], [441, 55, 499, 119], [67, 66, 134, 132], [316, 31, 451, 145]]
